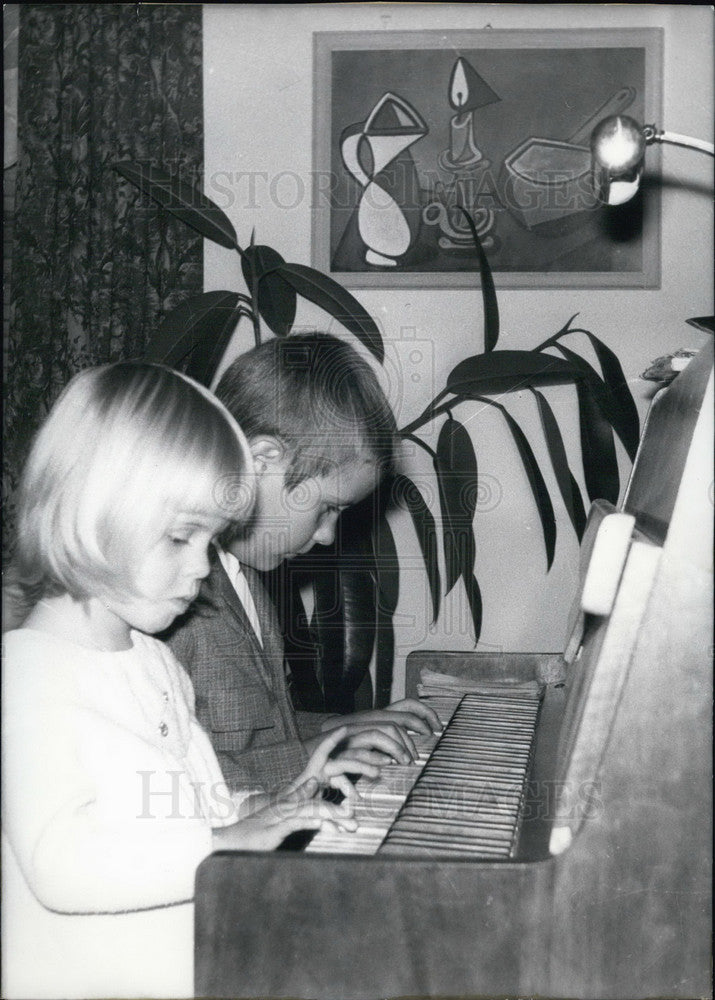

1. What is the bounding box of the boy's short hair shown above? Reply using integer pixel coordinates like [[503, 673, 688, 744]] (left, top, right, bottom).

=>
[[12, 361, 254, 604], [216, 332, 398, 489]]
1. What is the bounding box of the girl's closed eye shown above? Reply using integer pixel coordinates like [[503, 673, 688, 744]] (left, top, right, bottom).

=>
[[166, 519, 226, 550], [163, 527, 200, 552]]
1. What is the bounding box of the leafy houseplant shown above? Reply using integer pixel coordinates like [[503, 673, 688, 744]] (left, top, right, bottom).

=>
[[116, 163, 640, 712]]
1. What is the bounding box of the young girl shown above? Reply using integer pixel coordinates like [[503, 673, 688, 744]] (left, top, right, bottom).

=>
[[1, 362, 378, 1000]]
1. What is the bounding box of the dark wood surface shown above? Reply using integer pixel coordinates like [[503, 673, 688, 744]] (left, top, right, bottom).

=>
[[195, 346, 713, 999]]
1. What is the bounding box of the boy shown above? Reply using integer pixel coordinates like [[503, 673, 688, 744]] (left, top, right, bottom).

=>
[[165, 332, 440, 792]]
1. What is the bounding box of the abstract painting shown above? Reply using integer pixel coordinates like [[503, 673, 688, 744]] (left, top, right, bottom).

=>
[[312, 29, 662, 288]]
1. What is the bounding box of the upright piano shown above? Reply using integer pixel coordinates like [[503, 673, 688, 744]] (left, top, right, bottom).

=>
[[195, 341, 713, 999]]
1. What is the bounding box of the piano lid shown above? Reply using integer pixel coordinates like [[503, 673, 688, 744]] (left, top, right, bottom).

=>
[[623, 339, 713, 544]]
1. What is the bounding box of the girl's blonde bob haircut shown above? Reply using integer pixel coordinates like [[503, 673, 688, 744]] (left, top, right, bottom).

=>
[[12, 361, 255, 604]]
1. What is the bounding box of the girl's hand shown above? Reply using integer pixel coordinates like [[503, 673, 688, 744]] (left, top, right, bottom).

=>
[[211, 778, 357, 852], [293, 726, 382, 800]]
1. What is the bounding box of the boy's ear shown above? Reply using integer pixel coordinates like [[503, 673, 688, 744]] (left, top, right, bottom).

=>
[[250, 436, 286, 473]]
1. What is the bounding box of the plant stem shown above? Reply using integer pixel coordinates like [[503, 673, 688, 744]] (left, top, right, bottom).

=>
[[536, 328, 594, 352], [401, 433, 438, 462], [244, 252, 262, 346], [474, 394, 506, 415], [252, 312, 262, 347], [534, 313, 581, 352], [402, 393, 503, 435], [399, 387, 452, 435]]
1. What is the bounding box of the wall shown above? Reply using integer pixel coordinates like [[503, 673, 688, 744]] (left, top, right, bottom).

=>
[[203, 3, 713, 697]]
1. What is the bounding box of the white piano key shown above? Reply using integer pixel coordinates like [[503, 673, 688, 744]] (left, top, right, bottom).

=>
[[305, 689, 542, 859]]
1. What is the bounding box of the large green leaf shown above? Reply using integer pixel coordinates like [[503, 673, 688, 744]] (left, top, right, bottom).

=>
[[391, 473, 440, 624], [447, 350, 579, 396], [371, 511, 400, 620], [309, 563, 346, 711], [241, 245, 296, 337], [145, 290, 241, 368], [371, 513, 399, 708], [552, 342, 639, 461], [310, 558, 377, 715], [374, 602, 395, 709], [494, 402, 557, 570], [434, 415, 479, 595], [563, 330, 640, 446], [531, 389, 587, 541], [277, 263, 384, 364], [457, 207, 499, 353], [431, 415, 483, 640], [342, 568, 380, 705], [114, 161, 239, 250], [574, 380, 620, 505], [185, 305, 244, 387], [304, 497, 383, 713], [685, 316, 714, 334], [462, 572, 483, 647]]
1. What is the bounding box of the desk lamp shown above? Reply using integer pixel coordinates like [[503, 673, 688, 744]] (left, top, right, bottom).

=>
[[591, 114, 714, 206]]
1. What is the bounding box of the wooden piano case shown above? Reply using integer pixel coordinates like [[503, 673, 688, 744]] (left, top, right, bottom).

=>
[[195, 343, 713, 999]]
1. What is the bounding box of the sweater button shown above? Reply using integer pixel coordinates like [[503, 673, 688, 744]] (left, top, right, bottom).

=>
[[159, 723, 169, 737]]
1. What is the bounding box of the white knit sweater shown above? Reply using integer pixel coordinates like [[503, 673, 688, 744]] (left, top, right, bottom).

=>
[[1, 628, 244, 999]]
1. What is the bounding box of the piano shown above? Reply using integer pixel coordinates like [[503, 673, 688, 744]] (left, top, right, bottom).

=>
[[195, 341, 713, 999]]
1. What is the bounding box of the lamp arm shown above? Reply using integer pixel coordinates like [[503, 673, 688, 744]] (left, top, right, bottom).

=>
[[644, 125, 714, 157]]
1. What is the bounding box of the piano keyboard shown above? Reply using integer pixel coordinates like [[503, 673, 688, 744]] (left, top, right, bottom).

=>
[[305, 688, 543, 858]]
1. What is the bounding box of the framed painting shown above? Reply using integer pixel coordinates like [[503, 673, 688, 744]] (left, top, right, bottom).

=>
[[312, 28, 663, 289]]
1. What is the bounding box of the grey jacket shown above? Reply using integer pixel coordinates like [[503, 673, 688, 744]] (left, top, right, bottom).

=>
[[164, 558, 325, 792]]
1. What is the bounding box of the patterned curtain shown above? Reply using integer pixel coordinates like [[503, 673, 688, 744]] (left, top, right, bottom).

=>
[[3, 4, 203, 558]]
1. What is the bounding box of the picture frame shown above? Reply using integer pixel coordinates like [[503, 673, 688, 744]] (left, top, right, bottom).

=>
[[312, 28, 663, 289]]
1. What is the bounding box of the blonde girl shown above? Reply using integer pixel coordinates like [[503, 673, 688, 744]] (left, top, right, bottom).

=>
[[1, 362, 375, 1000]]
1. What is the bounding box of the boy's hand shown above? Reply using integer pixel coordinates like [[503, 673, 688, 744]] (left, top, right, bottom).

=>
[[304, 722, 418, 766], [318, 698, 443, 762], [212, 777, 357, 852], [324, 698, 441, 736]]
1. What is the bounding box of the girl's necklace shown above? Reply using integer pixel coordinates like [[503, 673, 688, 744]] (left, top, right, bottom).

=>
[[36, 599, 172, 738]]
